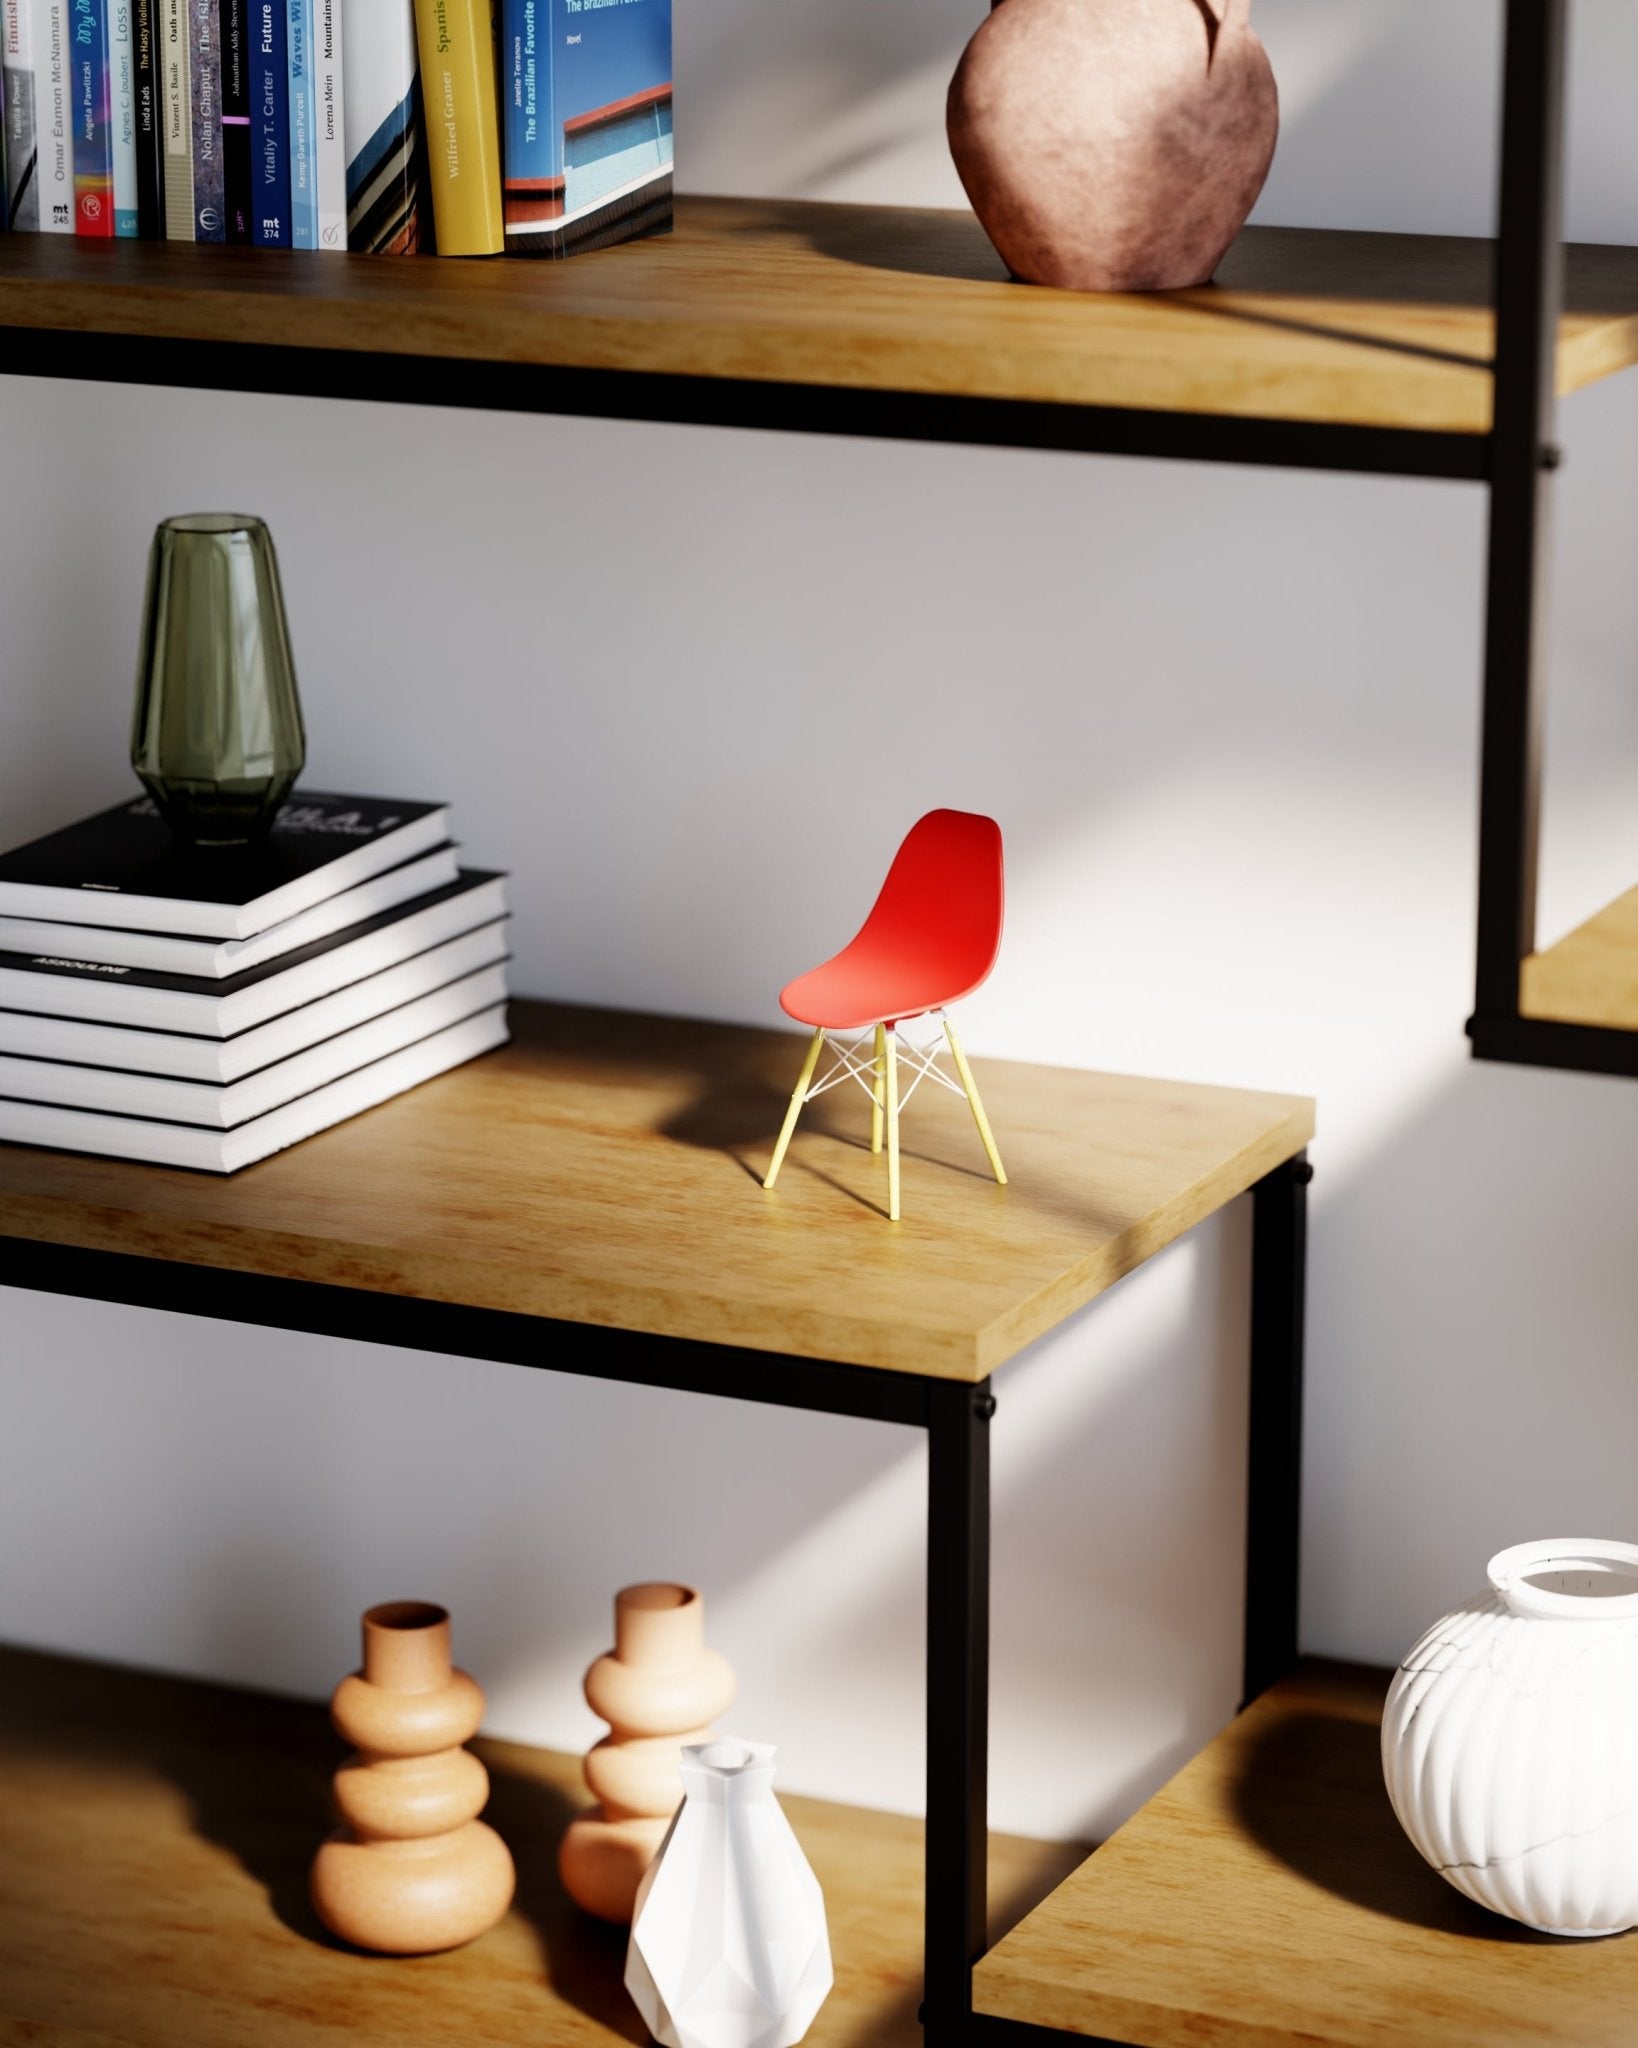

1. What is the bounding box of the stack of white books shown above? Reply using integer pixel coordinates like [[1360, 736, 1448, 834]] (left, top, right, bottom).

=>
[[0, 793, 510, 1173]]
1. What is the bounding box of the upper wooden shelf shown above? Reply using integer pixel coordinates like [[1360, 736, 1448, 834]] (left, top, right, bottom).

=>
[[4, 198, 1635, 458], [975, 1661, 1638, 2048], [1521, 884, 1638, 1035], [0, 1644, 1077, 2048], [0, 998, 1312, 1383]]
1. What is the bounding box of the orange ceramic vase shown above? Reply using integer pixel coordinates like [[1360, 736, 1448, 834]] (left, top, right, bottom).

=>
[[309, 1601, 515, 1953], [559, 1584, 737, 1923], [948, 0, 1278, 291]]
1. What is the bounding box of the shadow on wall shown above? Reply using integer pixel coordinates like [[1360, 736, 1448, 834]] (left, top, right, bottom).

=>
[[1302, 1056, 1638, 1665]]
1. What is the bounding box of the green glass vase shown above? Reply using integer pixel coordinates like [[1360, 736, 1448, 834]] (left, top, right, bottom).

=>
[[130, 513, 307, 845]]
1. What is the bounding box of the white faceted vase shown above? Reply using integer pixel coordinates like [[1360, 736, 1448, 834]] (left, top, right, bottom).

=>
[[625, 1739, 834, 2048], [1382, 1538, 1638, 1937]]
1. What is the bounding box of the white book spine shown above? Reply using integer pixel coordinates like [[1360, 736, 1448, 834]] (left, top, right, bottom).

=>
[[3, 0, 38, 229], [159, 0, 191, 236], [312, 0, 344, 247], [109, 0, 138, 232], [30, 0, 73, 231]]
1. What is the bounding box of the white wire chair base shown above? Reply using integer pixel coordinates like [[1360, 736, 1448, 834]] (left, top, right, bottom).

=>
[[762, 1009, 1007, 1222], [803, 1021, 964, 1118]]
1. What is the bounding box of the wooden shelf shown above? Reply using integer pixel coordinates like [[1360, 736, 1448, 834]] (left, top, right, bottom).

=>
[[0, 998, 1312, 1383], [974, 1662, 1638, 2048], [1520, 885, 1638, 1035], [0, 1645, 1079, 2048], [3, 199, 1636, 452]]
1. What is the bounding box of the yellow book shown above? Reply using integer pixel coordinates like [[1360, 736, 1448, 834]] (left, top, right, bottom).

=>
[[413, 0, 504, 254]]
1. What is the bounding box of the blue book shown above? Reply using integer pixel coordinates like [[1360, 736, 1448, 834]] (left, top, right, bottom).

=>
[[501, 0, 671, 259], [251, 0, 288, 244], [286, 0, 314, 248], [70, 0, 114, 235]]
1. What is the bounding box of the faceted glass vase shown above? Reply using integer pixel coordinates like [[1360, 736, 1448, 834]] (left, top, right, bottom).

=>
[[130, 513, 306, 845]]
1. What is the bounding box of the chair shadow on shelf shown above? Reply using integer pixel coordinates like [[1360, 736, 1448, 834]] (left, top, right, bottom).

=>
[[653, 1042, 999, 1217], [1228, 1703, 1570, 1945]]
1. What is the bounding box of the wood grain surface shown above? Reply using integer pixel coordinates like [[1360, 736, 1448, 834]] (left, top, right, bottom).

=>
[[0, 999, 1313, 1381], [974, 1662, 1638, 2048], [0, 1646, 1080, 2048], [1521, 885, 1638, 1032], [2, 199, 1635, 432]]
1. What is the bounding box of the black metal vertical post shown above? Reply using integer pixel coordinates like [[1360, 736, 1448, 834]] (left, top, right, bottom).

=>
[[1243, 1153, 1310, 1704], [1472, 0, 1568, 1027], [923, 1376, 993, 2045]]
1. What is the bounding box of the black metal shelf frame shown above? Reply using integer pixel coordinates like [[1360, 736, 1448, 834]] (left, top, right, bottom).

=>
[[0, 1149, 1308, 2048], [1467, 0, 1635, 1080]]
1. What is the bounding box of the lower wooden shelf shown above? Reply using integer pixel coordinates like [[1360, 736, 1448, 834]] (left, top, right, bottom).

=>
[[1520, 884, 1638, 1035], [974, 1662, 1637, 2048], [0, 1646, 1078, 2048]]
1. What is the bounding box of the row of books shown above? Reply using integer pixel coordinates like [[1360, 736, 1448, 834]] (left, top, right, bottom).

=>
[[0, 792, 510, 1172], [0, 0, 673, 257]]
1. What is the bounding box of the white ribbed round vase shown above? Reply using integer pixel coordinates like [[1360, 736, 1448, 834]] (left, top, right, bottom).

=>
[[1381, 1538, 1638, 1937]]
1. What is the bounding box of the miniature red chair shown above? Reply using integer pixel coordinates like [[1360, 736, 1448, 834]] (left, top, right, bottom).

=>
[[763, 809, 1007, 1222]]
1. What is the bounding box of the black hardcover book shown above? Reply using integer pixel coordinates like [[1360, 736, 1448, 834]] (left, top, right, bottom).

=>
[[133, 0, 164, 236], [0, 792, 452, 940], [0, 870, 506, 1036], [220, 0, 252, 241]]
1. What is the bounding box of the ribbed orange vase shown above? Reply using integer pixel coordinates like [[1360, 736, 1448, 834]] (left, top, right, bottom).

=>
[[559, 1584, 737, 1924], [309, 1602, 515, 1954]]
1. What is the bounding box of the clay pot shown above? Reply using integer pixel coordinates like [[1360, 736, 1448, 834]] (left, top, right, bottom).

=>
[[309, 1601, 515, 1954], [948, 0, 1279, 291], [559, 1584, 737, 1924]]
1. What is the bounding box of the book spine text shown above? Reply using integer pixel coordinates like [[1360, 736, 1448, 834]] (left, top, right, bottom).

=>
[[285, 0, 313, 246], [249, 0, 285, 243], [31, 0, 75, 229], [3, 0, 39, 227], [184, 0, 220, 235], [130, 0, 160, 232], [70, 0, 113, 235], [219, 0, 250, 239], [107, 0, 135, 229], [411, 0, 501, 255], [310, 0, 341, 244], [159, 0, 191, 235]]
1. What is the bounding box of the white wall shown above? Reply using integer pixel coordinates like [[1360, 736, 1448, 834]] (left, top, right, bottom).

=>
[[1, 1, 1634, 1845]]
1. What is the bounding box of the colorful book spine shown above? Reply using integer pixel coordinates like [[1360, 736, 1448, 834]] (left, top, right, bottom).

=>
[[184, 0, 220, 235], [501, 0, 670, 260], [219, 0, 249, 239], [310, 0, 340, 244], [70, 0, 113, 236], [159, 0, 191, 235], [130, 0, 160, 233], [249, 0, 285, 243], [2, 0, 37, 228], [285, 0, 313, 246], [411, 0, 500, 255], [31, 0, 74, 229], [341, 0, 420, 252]]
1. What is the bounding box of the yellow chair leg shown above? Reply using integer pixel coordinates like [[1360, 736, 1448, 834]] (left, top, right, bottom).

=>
[[764, 1029, 825, 1191], [944, 1013, 1007, 1186], [884, 1026, 901, 1222], [871, 1023, 886, 1155]]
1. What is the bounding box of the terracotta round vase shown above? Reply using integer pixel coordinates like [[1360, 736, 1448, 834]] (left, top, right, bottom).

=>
[[559, 1584, 737, 1924], [309, 1601, 516, 1954], [947, 0, 1279, 291]]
